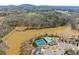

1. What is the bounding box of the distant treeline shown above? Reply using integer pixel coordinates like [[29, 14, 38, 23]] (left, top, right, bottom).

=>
[[0, 10, 69, 37]]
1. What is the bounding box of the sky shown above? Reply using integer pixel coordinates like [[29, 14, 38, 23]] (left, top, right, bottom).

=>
[[0, 0, 79, 6]]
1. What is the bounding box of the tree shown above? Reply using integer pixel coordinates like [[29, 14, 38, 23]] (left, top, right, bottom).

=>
[[0, 49, 5, 55]]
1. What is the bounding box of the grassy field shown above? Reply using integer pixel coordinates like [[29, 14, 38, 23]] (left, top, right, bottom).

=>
[[3, 26, 79, 55]]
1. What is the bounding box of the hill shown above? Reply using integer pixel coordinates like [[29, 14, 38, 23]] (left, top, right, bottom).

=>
[[0, 4, 79, 10]]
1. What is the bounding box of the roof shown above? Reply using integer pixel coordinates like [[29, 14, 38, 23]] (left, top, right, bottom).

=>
[[35, 39, 46, 46], [64, 50, 75, 55], [44, 37, 53, 44], [34, 47, 41, 55]]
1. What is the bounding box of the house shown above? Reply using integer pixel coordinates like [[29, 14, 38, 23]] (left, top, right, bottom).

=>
[[34, 37, 57, 46], [43, 37, 53, 44]]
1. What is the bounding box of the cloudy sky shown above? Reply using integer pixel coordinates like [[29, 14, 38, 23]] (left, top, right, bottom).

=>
[[0, 0, 79, 6]]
